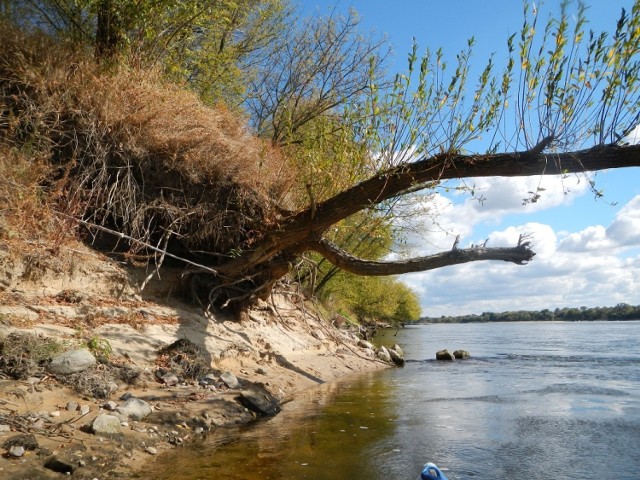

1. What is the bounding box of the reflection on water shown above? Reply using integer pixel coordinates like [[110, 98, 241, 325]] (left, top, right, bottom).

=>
[[144, 322, 640, 480], [141, 374, 399, 480]]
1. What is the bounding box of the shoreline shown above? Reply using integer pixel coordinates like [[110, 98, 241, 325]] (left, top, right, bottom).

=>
[[0, 291, 389, 480]]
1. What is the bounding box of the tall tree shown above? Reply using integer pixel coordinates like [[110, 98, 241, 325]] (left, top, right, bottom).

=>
[[203, 1, 640, 307]]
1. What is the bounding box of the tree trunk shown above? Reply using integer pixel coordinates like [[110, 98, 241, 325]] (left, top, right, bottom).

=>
[[216, 142, 640, 281], [95, 0, 124, 60]]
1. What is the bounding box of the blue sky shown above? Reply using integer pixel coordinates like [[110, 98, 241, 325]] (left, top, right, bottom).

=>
[[299, 1, 640, 316]]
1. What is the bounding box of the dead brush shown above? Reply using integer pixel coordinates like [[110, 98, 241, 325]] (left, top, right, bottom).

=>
[[0, 21, 297, 270], [0, 333, 66, 380]]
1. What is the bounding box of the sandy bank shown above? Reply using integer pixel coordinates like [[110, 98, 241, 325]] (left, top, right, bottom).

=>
[[0, 245, 390, 479]]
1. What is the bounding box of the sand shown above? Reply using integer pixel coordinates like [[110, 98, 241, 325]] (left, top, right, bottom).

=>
[[0, 244, 388, 479]]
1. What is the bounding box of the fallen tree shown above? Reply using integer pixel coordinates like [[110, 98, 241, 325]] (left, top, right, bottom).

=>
[[3, 2, 640, 313]]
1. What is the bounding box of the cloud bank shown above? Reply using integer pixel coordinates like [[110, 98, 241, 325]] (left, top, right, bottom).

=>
[[400, 177, 640, 317]]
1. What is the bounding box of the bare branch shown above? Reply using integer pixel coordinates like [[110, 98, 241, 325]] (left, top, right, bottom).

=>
[[304, 238, 535, 277]]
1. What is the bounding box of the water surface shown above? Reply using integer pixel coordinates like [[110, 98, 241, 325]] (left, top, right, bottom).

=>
[[143, 321, 640, 479]]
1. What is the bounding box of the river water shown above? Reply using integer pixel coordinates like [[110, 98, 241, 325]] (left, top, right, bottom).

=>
[[142, 321, 640, 479]]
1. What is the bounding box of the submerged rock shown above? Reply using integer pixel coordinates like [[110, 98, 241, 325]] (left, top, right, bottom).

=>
[[436, 349, 455, 361]]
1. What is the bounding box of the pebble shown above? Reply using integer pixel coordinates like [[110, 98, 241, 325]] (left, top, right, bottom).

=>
[[9, 445, 25, 457], [79, 405, 91, 415], [66, 401, 78, 412], [145, 446, 157, 455], [104, 401, 117, 411]]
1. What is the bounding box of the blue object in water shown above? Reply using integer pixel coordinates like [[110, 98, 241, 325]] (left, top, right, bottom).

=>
[[419, 462, 449, 480]]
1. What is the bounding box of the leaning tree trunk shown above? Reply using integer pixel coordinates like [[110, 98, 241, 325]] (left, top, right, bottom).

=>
[[213, 142, 640, 302]]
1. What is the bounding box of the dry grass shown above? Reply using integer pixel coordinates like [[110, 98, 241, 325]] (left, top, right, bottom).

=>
[[0, 22, 295, 263]]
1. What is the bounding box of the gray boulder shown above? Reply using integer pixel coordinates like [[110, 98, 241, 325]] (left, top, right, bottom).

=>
[[392, 344, 404, 357], [220, 371, 241, 389], [453, 349, 470, 359], [115, 397, 152, 420], [388, 347, 405, 367], [48, 349, 96, 375], [436, 349, 455, 361], [357, 339, 375, 350], [377, 346, 392, 363], [90, 414, 122, 435]]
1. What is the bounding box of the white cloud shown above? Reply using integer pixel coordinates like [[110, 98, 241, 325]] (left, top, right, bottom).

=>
[[559, 195, 640, 252], [404, 195, 640, 317], [400, 174, 591, 254]]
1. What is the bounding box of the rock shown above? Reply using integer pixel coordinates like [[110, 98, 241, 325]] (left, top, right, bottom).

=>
[[91, 414, 122, 435], [357, 339, 374, 350], [436, 349, 455, 361], [220, 371, 241, 389], [103, 401, 118, 411], [8, 445, 25, 457], [116, 398, 152, 420], [199, 373, 217, 385], [388, 347, 405, 367], [453, 349, 470, 359], [377, 346, 392, 363], [3, 433, 38, 451], [256, 367, 267, 375], [393, 344, 404, 357], [66, 401, 78, 412], [236, 389, 281, 417], [31, 419, 46, 429], [0, 425, 10, 432], [145, 446, 158, 455], [48, 349, 96, 375], [79, 404, 91, 416], [160, 372, 180, 386], [44, 457, 75, 474]]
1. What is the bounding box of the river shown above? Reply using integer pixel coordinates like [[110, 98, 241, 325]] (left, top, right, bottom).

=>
[[141, 321, 640, 479]]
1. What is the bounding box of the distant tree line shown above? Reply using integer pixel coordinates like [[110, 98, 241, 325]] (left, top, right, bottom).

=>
[[417, 303, 640, 323]]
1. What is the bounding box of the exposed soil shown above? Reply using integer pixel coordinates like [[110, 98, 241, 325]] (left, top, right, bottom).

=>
[[0, 243, 388, 479]]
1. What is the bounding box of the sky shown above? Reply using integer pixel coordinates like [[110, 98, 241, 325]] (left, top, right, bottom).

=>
[[299, 0, 640, 316]]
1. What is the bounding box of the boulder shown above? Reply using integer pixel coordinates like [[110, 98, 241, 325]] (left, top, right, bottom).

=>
[[3, 433, 38, 451], [453, 349, 470, 359], [377, 346, 392, 363], [357, 339, 374, 350], [90, 414, 122, 435], [115, 397, 152, 420], [435, 349, 455, 361], [220, 371, 241, 389], [236, 389, 281, 417], [159, 371, 180, 386], [388, 347, 405, 367], [392, 344, 404, 357], [48, 349, 96, 375]]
